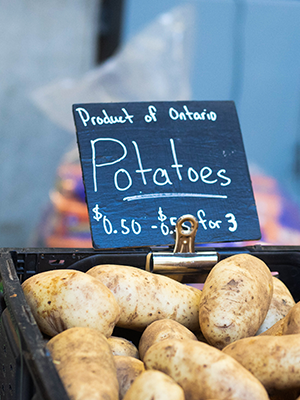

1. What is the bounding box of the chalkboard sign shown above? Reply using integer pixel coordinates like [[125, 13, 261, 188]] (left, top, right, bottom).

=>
[[73, 101, 261, 249]]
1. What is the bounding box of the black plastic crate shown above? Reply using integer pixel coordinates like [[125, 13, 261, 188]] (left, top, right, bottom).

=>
[[1, 245, 300, 400]]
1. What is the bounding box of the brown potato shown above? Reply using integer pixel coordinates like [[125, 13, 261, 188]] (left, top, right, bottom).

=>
[[256, 276, 295, 335], [114, 356, 145, 399], [144, 338, 269, 400], [123, 370, 185, 400], [22, 269, 120, 337], [138, 318, 198, 360], [108, 336, 139, 358], [282, 301, 300, 334], [259, 317, 285, 336], [47, 327, 119, 400], [223, 334, 300, 391], [87, 264, 202, 331], [261, 301, 300, 336], [199, 254, 273, 349]]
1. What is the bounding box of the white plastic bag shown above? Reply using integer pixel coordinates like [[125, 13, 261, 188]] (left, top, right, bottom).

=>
[[32, 4, 195, 132]]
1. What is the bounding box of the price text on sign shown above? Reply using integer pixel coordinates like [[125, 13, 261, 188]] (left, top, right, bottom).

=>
[[73, 101, 261, 249]]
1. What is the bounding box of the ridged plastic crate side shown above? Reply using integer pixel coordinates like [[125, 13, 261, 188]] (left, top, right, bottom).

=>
[[0, 252, 69, 400]]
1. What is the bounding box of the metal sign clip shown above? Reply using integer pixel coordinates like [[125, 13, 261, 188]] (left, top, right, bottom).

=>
[[173, 214, 198, 254], [146, 214, 218, 276]]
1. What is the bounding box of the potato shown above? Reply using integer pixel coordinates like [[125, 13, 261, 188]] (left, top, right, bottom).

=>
[[108, 336, 139, 358], [144, 338, 269, 400], [114, 356, 145, 399], [260, 300, 300, 336], [256, 276, 295, 335], [259, 317, 285, 336], [123, 370, 185, 400], [138, 318, 198, 360], [199, 254, 273, 349], [223, 334, 300, 391], [281, 300, 300, 335], [22, 269, 120, 337], [47, 327, 119, 400], [87, 264, 202, 331]]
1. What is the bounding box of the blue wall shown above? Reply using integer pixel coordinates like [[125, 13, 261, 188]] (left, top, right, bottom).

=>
[[123, 0, 300, 204]]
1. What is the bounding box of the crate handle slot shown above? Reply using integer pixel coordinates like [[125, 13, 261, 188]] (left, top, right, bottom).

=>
[[48, 259, 66, 266]]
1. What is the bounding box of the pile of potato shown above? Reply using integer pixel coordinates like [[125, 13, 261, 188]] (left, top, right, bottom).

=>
[[22, 253, 300, 400]]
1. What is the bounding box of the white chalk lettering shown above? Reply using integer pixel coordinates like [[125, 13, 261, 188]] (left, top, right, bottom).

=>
[[76, 107, 90, 126], [114, 169, 132, 191], [132, 140, 152, 185], [91, 138, 127, 192], [188, 167, 199, 182], [200, 167, 218, 184], [197, 209, 207, 230], [183, 105, 193, 120], [217, 169, 231, 186], [208, 219, 222, 229], [90, 137, 231, 194], [168, 105, 217, 122], [91, 207, 238, 237], [170, 139, 183, 181], [153, 169, 173, 186], [225, 213, 238, 232], [144, 105, 157, 123], [169, 107, 179, 120], [76, 107, 134, 127]]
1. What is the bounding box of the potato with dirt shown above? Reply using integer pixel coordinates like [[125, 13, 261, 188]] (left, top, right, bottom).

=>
[[223, 333, 300, 392], [144, 338, 269, 400], [123, 370, 185, 400], [87, 264, 202, 331], [138, 318, 198, 360], [114, 356, 145, 399], [256, 276, 295, 335], [47, 327, 119, 400], [108, 336, 139, 358], [260, 300, 300, 336], [199, 254, 273, 349], [22, 269, 120, 337]]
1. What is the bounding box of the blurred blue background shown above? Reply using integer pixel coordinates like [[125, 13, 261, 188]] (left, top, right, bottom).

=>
[[124, 0, 300, 201]]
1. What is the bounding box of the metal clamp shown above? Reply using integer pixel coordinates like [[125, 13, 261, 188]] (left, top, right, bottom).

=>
[[173, 214, 198, 253], [146, 214, 218, 275]]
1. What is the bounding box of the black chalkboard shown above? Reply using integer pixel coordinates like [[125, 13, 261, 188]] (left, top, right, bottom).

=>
[[73, 101, 261, 249]]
